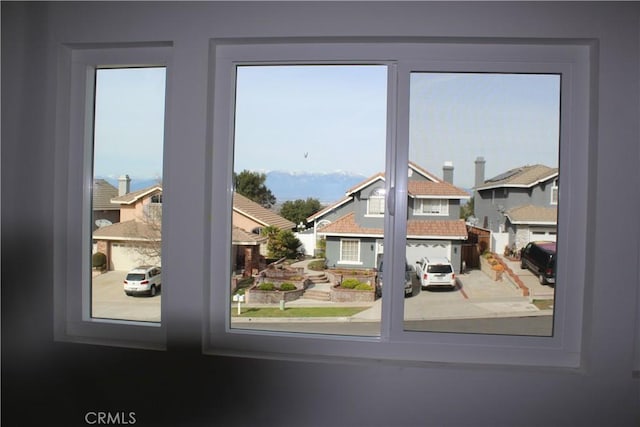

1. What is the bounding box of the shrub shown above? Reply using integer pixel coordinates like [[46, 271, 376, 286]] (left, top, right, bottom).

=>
[[307, 259, 326, 271], [279, 283, 297, 291], [354, 283, 373, 291], [257, 282, 275, 291], [92, 252, 107, 269], [341, 278, 361, 289]]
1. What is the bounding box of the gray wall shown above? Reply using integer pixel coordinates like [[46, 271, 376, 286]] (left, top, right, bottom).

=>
[[325, 236, 377, 269], [475, 178, 557, 232], [3, 2, 639, 426]]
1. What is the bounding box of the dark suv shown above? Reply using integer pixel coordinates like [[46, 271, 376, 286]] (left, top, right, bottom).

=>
[[520, 241, 556, 285]]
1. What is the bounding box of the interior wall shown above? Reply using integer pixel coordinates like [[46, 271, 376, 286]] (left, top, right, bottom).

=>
[[2, 2, 639, 426]]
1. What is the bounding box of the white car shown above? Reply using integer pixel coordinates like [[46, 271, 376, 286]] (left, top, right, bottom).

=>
[[124, 265, 162, 296], [416, 257, 456, 289]]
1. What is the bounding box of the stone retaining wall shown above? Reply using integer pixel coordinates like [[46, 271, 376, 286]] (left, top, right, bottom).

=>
[[330, 285, 375, 303]]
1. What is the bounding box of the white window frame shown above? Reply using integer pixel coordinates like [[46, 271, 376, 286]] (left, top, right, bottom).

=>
[[338, 238, 362, 264], [366, 195, 386, 217], [414, 198, 449, 216], [53, 45, 171, 349], [551, 179, 559, 205], [206, 40, 591, 368]]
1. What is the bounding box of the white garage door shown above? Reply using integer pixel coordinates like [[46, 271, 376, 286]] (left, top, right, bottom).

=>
[[529, 227, 557, 243], [406, 241, 451, 266], [110, 243, 160, 271]]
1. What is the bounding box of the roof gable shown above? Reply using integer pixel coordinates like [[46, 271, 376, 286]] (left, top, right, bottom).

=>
[[317, 212, 468, 239], [233, 193, 295, 230], [111, 184, 163, 205], [309, 163, 469, 222]]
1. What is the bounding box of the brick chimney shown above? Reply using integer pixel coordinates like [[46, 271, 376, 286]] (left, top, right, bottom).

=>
[[443, 161, 454, 184], [474, 157, 486, 188], [118, 174, 131, 196]]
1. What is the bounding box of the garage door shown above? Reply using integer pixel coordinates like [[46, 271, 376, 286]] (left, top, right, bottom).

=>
[[406, 240, 451, 266], [110, 242, 160, 271], [529, 227, 557, 243]]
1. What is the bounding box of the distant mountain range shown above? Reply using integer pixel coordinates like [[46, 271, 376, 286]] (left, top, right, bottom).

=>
[[100, 171, 368, 205], [265, 171, 367, 204]]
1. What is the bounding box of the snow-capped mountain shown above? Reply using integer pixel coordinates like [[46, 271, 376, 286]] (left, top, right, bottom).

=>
[[99, 171, 367, 204], [265, 170, 367, 203]]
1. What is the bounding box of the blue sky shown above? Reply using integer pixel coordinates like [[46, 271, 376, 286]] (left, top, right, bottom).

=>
[[234, 65, 388, 177], [93, 67, 166, 181], [94, 65, 560, 190]]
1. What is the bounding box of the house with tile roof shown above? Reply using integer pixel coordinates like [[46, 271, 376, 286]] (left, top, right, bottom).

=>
[[93, 183, 294, 272], [473, 157, 558, 250], [307, 162, 470, 272]]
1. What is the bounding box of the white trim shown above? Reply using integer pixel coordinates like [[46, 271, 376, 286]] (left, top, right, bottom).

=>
[[54, 44, 170, 348], [550, 179, 559, 205], [339, 238, 362, 263], [366, 195, 386, 216], [345, 175, 385, 196], [411, 194, 471, 200], [413, 198, 449, 216]]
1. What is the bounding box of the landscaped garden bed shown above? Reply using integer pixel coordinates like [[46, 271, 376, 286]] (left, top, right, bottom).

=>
[[245, 282, 307, 304], [244, 264, 309, 304], [330, 277, 376, 303]]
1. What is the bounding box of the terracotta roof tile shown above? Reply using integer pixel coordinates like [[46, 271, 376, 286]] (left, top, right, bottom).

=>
[[111, 184, 162, 205], [233, 193, 295, 230], [408, 180, 470, 198], [93, 220, 160, 240], [318, 212, 468, 239], [232, 226, 267, 245]]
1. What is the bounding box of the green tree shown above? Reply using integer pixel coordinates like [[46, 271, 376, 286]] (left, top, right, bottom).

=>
[[460, 197, 475, 220], [234, 170, 276, 208], [279, 198, 323, 225], [262, 226, 302, 259]]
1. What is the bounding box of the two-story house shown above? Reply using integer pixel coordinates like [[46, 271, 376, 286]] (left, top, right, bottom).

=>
[[93, 178, 164, 271], [93, 184, 295, 272], [308, 162, 470, 272], [473, 156, 558, 250]]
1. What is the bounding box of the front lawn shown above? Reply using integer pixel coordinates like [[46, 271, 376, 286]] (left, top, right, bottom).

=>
[[232, 306, 368, 318]]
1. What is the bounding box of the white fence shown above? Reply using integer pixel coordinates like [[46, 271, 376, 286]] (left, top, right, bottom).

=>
[[295, 230, 316, 256]]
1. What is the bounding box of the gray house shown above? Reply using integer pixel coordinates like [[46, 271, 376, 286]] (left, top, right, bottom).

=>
[[308, 162, 470, 273], [473, 157, 558, 249]]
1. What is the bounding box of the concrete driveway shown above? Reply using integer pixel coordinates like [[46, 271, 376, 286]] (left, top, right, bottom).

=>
[[92, 271, 161, 322]]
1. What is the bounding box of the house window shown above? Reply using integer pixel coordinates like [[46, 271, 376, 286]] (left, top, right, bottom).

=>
[[551, 179, 559, 205], [415, 199, 449, 216], [367, 195, 385, 216], [339, 239, 361, 263]]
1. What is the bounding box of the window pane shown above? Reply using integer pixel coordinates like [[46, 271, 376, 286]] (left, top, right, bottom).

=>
[[405, 73, 560, 336], [91, 67, 166, 322], [230, 65, 387, 336]]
